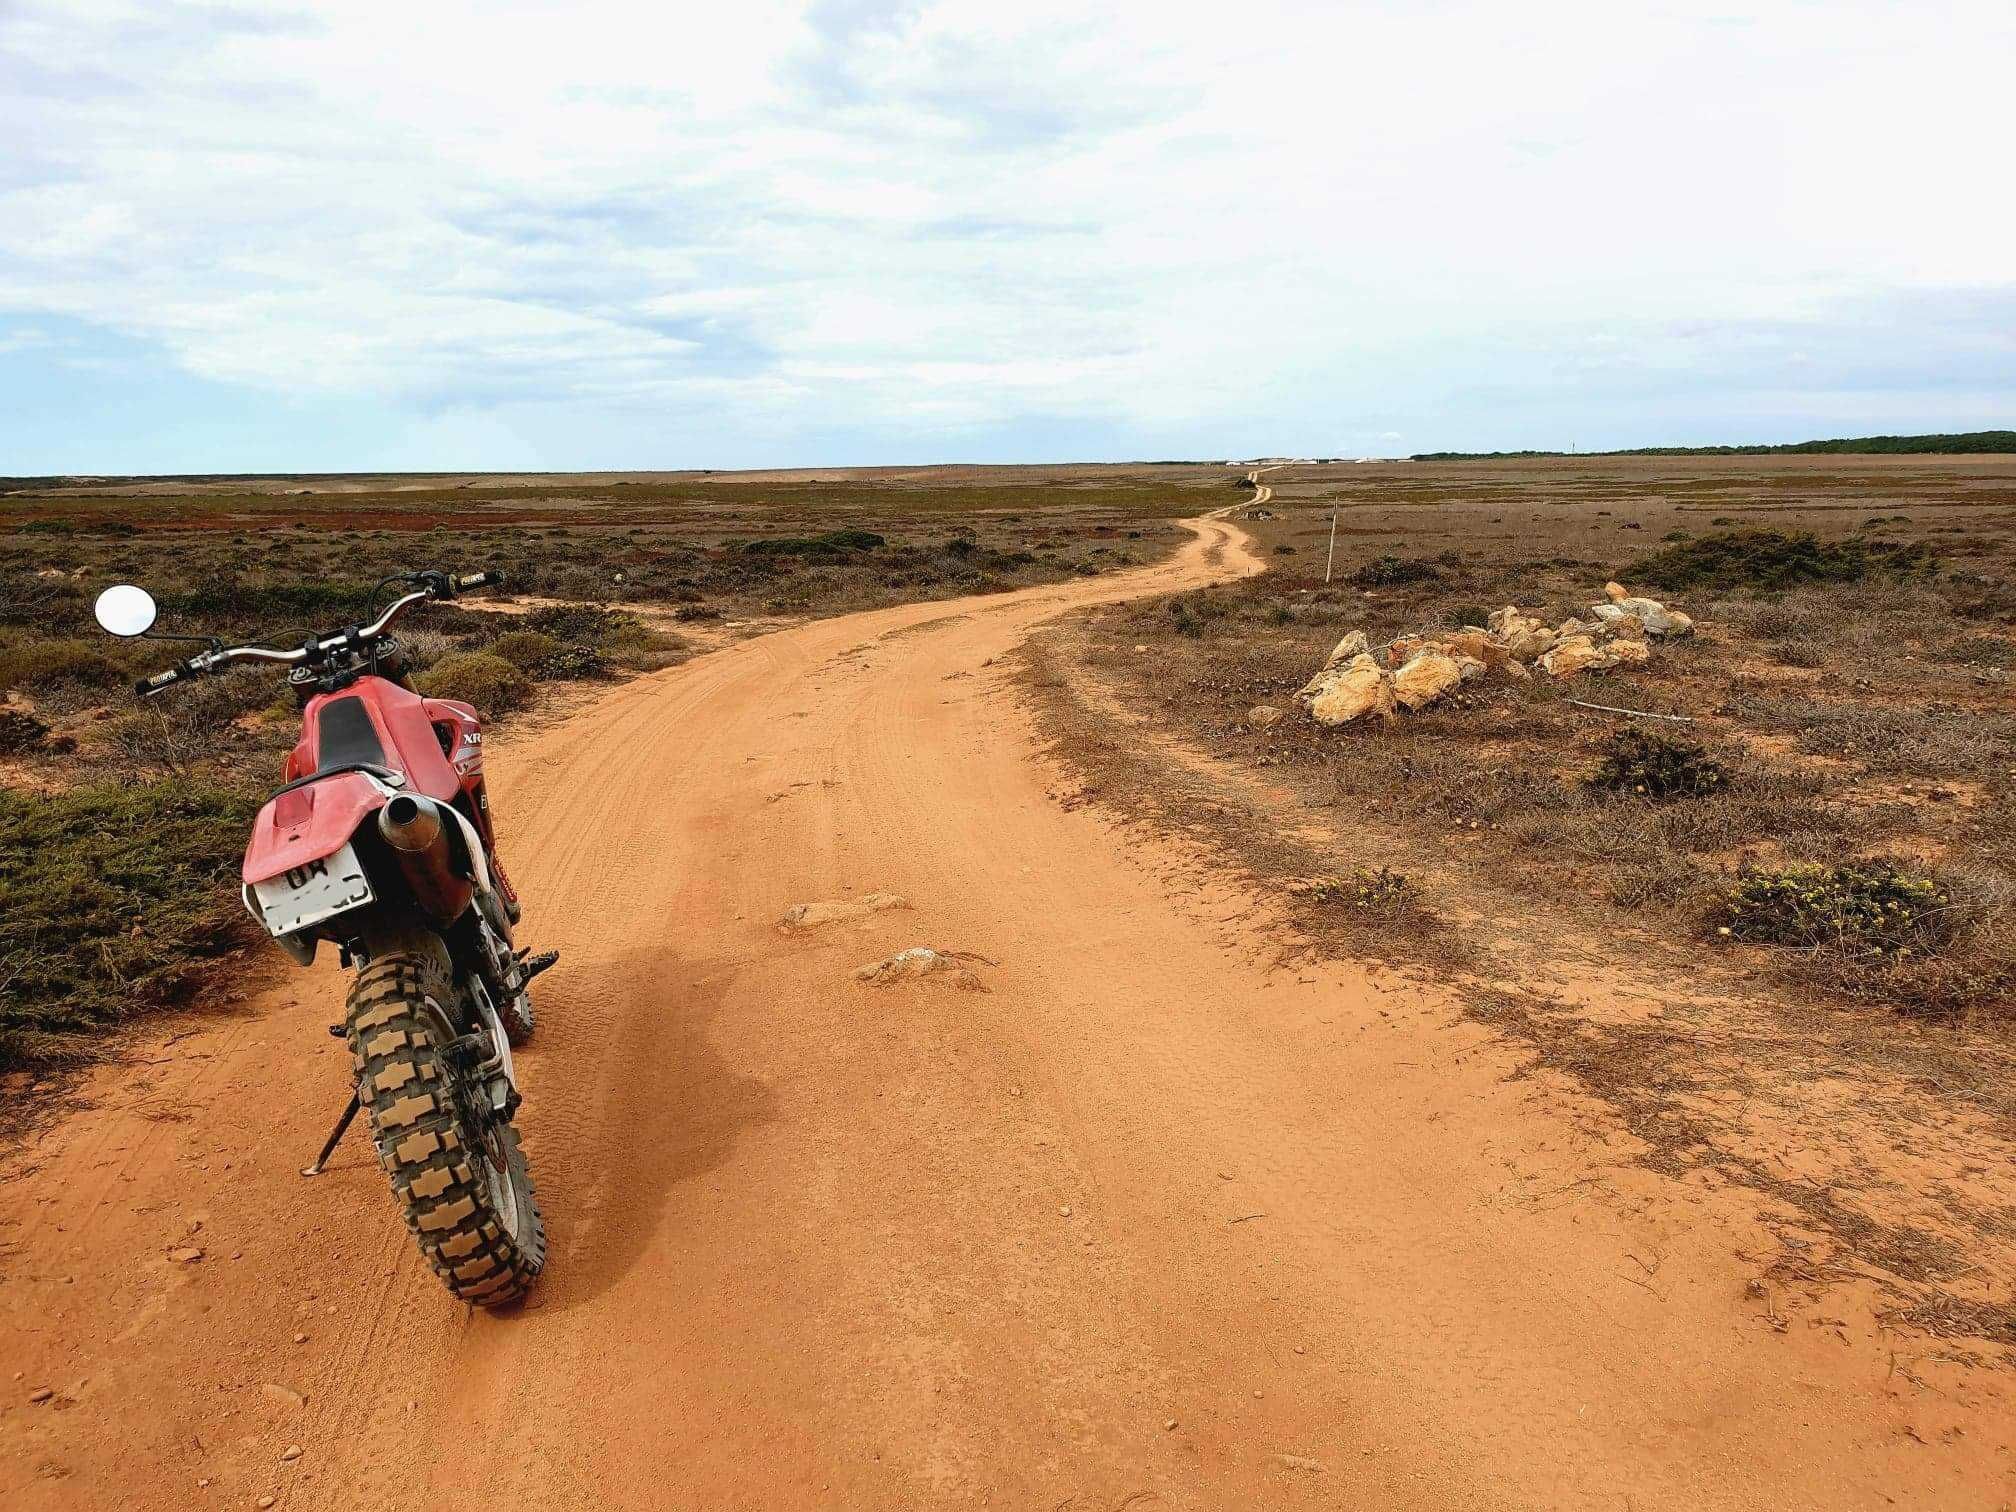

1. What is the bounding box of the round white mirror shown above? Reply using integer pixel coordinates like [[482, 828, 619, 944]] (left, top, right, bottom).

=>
[[94, 584, 158, 638]]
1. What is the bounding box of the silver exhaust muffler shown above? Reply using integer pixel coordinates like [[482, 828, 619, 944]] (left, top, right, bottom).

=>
[[377, 793, 475, 924]]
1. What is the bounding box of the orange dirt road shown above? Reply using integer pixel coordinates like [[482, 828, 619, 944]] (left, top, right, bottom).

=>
[[4, 512, 2010, 1510]]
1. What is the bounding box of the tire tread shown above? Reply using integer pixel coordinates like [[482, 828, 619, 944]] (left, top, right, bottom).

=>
[[343, 950, 544, 1307]]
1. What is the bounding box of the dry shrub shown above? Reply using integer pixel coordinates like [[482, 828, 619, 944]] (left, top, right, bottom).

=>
[[1586, 728, 1730, 801], [1351, 555, 1440, 587], [1630, 529, 1939, 591], [1301, 866, 1417, 917], [536, 644, 606, 680]]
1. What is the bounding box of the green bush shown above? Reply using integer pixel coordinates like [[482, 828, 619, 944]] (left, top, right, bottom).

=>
[[537, 644, 606, 680], [0, 781, 259, 1072], [1351, 555, 1439, 587], [487, 629, 562, 672], [1628, 529, 1939, 591], [523, 603, 624, 644], [1587, 728, 1729, 801], [1302, 867, 1416, 916], [161, 576, 363, 624], [1717, 861, 1952, 957], [0, 638, 132, 691], [413, 651, 532, 714], [743, 528, 886, 557]]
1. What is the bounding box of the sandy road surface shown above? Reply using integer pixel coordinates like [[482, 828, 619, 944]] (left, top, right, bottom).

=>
[[4, 506, 2010, 1509]]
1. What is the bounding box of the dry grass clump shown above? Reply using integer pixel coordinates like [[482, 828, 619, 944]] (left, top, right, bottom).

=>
[[1733, 693, 2015, 779]]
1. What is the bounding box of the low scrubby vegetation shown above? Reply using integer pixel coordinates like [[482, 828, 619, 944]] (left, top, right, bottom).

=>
[[1586, 728, 1729, 801], [1718, 860, 1951, 955], [0, 782, 258, 1073], [1301, 866, 1417, 917], [1351, 554, 1440, 587], [1071, 494, 2015, 1025], [487, 629, 563, 672], [0, 637, 138, 694], [742, 528, 886, 557], [413, 651, 533, 714], [1628, 528, 1939, 591]]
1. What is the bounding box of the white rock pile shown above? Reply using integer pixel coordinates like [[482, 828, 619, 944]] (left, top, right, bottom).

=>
[[1293, 582, 1694, 727]]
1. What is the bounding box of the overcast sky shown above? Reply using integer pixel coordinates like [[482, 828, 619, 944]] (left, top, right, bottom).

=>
[[2, 0, 2012, 472]]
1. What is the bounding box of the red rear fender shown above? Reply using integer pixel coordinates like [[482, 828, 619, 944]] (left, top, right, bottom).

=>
[[242, 771, 388, 886]]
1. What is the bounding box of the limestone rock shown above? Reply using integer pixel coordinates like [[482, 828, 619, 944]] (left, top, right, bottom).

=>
[[1245, 704, 1285, 730], [1601, 610, 1648, 640], [1326, 628, 1370, 663], [1309, 655, 1396, 726], [1484, 607, 1557, 662], [1298, 629, 1372, 699], [1539, 635, 1614, 677], [1592, 585, 1694, 637], [854, 947, 988, 991], [1392, 652, 1463, 710], [778, 893, 911, 932]]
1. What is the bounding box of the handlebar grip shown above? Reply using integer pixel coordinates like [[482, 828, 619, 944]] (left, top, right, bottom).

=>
[[136, 666, 185, 697], [454, 570, 503, 592]]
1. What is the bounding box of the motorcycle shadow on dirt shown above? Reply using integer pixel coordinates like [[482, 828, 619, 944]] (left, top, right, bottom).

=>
[[506, 944, 778, 1314]]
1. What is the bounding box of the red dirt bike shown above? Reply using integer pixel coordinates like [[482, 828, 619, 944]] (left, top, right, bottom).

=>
[[95, 570, 554, 1308]]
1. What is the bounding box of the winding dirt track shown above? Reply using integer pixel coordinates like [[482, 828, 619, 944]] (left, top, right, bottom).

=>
[[3, 509, 2007, 1509]]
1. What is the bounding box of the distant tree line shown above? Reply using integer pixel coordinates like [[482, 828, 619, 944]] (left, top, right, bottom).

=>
[[1410, 430, 2016, 462]]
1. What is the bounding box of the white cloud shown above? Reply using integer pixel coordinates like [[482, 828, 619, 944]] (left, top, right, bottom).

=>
[[2, 0, 2013, 456]]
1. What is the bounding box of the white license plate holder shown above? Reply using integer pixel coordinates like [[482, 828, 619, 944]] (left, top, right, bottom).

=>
[[253, 842, 374, 936]]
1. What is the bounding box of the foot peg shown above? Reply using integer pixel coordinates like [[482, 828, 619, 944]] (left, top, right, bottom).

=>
[[518, 949, 559, 984]]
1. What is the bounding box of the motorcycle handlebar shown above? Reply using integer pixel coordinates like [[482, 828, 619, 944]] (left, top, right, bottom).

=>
[[135, 664, 188, 698], [134, 567, 501, 694]]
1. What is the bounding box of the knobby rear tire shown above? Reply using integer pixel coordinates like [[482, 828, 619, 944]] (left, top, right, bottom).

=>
[[344, 941, 546, 1307]]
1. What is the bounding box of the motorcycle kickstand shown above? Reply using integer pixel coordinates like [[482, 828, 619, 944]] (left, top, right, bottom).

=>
[[301, 1089, 362, 1178]]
